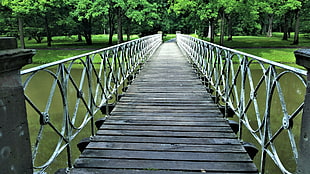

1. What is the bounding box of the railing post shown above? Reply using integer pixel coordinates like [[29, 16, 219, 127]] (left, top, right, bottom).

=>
[[157, 31, 163, 42], [295, 49, 310, 174], [0, 37, 35, 173]]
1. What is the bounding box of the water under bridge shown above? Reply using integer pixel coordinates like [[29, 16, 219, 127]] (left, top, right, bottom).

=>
[[1, 34, 310, 174]]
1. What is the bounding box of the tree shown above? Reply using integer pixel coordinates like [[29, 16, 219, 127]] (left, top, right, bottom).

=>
[[7, 0, 66, 47], [69, 0, 95, 45], [112, 0, 159, 43], [170, 0, 241, 44]]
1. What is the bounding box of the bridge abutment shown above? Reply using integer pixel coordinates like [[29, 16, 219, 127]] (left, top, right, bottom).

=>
[[295, 49, 310, 174], [0, 37, 35, 173]]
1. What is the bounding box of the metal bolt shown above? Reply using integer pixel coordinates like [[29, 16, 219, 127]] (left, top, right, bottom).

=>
[[40, 112, 50, 125], [282, 116, 292, 129]]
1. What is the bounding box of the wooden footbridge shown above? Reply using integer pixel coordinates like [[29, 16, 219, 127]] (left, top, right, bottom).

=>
[[70, 42, 258, 173], [4, 34, 309, 174]]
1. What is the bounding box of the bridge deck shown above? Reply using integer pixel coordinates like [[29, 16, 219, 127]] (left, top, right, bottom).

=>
[[70, 42, 258, 174]]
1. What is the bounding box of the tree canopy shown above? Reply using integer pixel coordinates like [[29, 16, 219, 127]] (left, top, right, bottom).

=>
[[1, 0, 309, 46]]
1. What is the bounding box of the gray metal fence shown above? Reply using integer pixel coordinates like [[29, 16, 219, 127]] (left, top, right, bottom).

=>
[[21, 34, 162, 173], [177, 34, 307, 174]]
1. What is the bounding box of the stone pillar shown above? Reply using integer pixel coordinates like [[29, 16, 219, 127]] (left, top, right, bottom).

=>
[[295, 49, 310, 174], [0, 37, 35, 173]]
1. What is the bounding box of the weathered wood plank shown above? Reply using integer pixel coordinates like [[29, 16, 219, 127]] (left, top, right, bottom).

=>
[[99, 125, 233, 132], [74, 158, 257, 172], [96, 130, 236, 138], [86, 142, 245, 153], [70, 168, 259, 174], [92, 136, 240, 145], [103, 120, 229, 127], [106, 116, 226, 122], [109, 112, 222, 117], [80, 149, 252, 162], [114, 105, 219, 110]]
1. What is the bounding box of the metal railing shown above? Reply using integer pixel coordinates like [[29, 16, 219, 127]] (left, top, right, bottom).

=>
[[21, 34, 162, 173], [177, 34, 307, 174]]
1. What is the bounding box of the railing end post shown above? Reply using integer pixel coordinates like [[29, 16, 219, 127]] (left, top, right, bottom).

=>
[[296, 49, 310, 70], [157, 31, 164, 43], [295, 49, 310, 174], [0, 37, 35, 174]]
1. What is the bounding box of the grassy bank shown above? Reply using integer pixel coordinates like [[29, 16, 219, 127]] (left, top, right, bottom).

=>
[[236, 48, 298, 63], [199, 33, 310, 65]]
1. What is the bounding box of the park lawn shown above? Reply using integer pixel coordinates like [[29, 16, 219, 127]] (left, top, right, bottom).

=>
[[236, 48, 299, 63], [32, 49, 92, 64], [224, 36, 310, 48], [23, 33, 310, 67], [23, 34, 140, 49], [202, 33, 310, 48]]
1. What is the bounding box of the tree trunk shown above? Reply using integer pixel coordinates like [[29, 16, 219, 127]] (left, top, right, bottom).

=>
[[220, 11, 225, 46], [108, 7, 115, 46], [227, 15, 233, 41], [82, 17, 92, 45], [261, 22, 267, 35], [210, 19, 215, 43], [109, 26, 114, 46], [117, 8, 124, 44], [293, 9, 300, 45], [126, 31, 130, 41], [18, 18, 25, 49], [108, 26, 114, 46], [44, 16, 52, 47], [126, 23, 131, 41], [267, 14, 273, 37], [77, 33, 83, 42], [125, 19, 131, 41], [207, 22, 211, 39], [282, 13, 289, 40]]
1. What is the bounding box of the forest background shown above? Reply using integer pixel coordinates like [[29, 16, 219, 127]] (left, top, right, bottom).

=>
[[1, 0, 309, 46]]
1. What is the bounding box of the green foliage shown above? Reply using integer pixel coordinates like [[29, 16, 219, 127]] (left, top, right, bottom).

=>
[[1, 0, 309, 47]]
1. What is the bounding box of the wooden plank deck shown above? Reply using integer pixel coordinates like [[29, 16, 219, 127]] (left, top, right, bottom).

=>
[[70, 42, 258, 174]]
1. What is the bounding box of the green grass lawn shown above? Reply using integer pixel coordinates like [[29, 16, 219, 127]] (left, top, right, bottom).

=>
[[24, 34, 140, 49], [236, 48, 298, 63], [22, 33, 310, 66], [200, 32, 310, 65], [202, 32, 310, 48]]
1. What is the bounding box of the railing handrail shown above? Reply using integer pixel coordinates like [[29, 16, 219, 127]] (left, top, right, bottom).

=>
[[176, 33, 307, 174]]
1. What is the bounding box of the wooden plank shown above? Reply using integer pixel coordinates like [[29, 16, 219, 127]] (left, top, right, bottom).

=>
[[70, 168, 260, 174], [109, 112, 222, 117], [110, 108, 220, 113], [106, 116, 226, 121], [96, 130, 236, 138], [92, 136, 240, 145], [114, 105, 219, 110], [86, 142, 246, 153], [103, 120, 229, 127], [99, 125, 233, 132], [74, 158, 257, 172], [80, 149, 252, 162]]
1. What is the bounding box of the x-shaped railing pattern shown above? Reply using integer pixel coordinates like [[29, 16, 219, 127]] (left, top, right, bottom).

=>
[[177, 34, 307, 174], [21, 34, 162, 173]]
